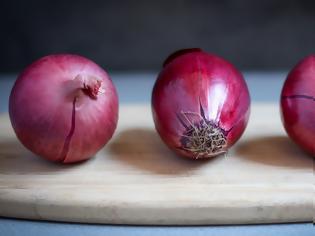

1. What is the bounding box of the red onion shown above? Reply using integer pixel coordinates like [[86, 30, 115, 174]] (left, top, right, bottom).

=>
[[9, 54, 118, 163], [152, 48, 250, 159], [280, 55, 315, 156]]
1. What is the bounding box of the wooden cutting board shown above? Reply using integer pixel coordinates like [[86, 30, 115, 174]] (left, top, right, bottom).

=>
[[0, 104, 313, 225]]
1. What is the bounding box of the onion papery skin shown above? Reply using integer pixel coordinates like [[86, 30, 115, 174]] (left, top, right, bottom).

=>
[[280, 55, 315, 156], [9, 54, 118, 163], [152, 48, 250, 159]]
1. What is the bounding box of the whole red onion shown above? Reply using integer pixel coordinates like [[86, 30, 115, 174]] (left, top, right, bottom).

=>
[[152, 48, 250, 159], [280, 55, 315, 156], [9, 54, 118, 163]]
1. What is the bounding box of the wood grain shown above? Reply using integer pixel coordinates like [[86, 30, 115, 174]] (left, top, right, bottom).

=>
[[0, 104, 313, 225]]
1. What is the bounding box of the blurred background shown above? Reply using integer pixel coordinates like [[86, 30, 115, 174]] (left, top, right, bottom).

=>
[[0, 0, 314, 73]]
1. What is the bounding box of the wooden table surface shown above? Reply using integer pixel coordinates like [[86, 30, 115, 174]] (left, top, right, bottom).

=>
[[0, 73, 313, 235]]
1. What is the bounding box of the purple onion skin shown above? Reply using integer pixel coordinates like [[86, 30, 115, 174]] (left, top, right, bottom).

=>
[[9, 54, 119, 163], [281, 55, 315, 156], [152, 48, 251, 159]]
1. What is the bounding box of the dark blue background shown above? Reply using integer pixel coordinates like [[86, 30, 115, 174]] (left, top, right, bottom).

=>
[[0, 0, 314, 72]]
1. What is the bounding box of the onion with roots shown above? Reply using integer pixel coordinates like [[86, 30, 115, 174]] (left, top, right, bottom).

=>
[[281, 55, 315, 156], [9, 54, 118, 163], [152, 48, 250, 159]]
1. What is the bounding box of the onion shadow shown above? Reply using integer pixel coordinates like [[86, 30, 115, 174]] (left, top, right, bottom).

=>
[[234, 135, 313, 169], [0, 138, 85, 174], [107, 128, 213, 175]]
